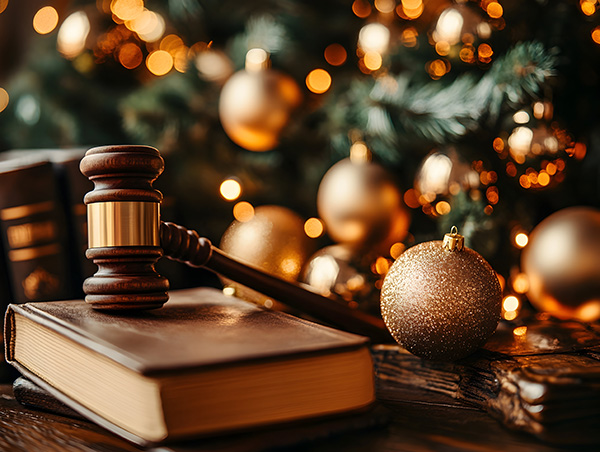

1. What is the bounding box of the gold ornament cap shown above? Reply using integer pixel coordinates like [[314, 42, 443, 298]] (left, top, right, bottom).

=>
[[443, 226, 464, 252]]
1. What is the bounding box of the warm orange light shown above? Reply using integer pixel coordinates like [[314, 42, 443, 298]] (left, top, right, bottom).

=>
[[0, 0, 8, 14], [324, 44, 347, 66], [118, 43, 143, 69], [401, 28, 419, 47], [504, 310, 518, 321], [375, 257, 390, 275], [374, 0, 395, 13], [486, 186, 499, 205], [403, 189, 421, 209], [0, 87, 8, 113], [435, 201, 451, 215], [487, 1, 503, 18], [519, 175, 531, 189], [111, 0, 144, 21], [352, 0, 371, 18], [512, 274, 529, 294], [478, 43, 493, 59], [390, 242, 405, 259], [581, 0, 596, 16], [160, 34, 184, 53], [427, 59, 448, 79], [304, 218, 324, 238], [503, 295, 519, 312], [363, 51, 383, 71], [435, 41, 450, 56], [233, 201, 254, 222], [306, 69, 332, 94], [484, 205, 494, 215], [146, 50, 173, 76], [33, 6, 59, 35], [593, 26, 600, 44], [538, 171, 550, 186], [513, 326, 527, 337], [459, 46, 475, 63], [220, 179, 242, 201], [514, 232, 529, 248]]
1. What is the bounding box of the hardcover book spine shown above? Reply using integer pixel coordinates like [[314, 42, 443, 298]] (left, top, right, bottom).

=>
[[0, 161, 76, 303], [49, 151, 96, 293]]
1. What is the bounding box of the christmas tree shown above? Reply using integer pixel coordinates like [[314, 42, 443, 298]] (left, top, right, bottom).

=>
[[0, 0, 599, 320]]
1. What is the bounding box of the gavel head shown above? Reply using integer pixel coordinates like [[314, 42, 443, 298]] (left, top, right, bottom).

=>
[[80, 145, 169, 310]]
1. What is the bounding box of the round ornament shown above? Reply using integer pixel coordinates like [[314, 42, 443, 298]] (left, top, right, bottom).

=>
[[521, 207, 600, 322], [494, 101, 575, 190], [414, 146, 480, 210], [380, 229, 502, 361], [218, 50, 302, 152], [301, 244, 380, 314], [220, 205, 314, 308], [317, 157, 410, 254]]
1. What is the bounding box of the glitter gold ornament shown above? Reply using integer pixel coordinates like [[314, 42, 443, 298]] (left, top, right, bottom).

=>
[[380, 228, 502, 361], [220, 205, 314, 308], [218, 49, 302, 151], [521, 207, 600, 322], [317, 157, 410, 254]]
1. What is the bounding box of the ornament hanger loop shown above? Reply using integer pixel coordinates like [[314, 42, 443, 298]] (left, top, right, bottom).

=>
[[443, 225, 464, 252]]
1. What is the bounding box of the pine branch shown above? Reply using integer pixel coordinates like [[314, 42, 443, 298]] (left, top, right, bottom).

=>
[[327, 41, 557, 161]]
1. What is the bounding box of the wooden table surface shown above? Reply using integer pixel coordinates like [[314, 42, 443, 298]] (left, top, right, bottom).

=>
[[0, 383, 592, 452]]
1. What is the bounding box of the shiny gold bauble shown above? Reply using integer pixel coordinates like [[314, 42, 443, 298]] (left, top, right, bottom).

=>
[[521, 207, 600, 322], [381, 236, 502, 361], [414, 146, 480, 207], [220, 205, 314, 307], [218, 68, 302, 151], [317, 158, 410, 254], [301, 244, 380, 314]]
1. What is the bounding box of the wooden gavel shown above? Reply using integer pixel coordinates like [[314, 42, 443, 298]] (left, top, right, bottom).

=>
[[80, 145, 390, 341]]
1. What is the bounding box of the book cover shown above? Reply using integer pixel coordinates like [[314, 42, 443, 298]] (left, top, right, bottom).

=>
[[0, 156, 76, 303], [4, 287, 375, 446]]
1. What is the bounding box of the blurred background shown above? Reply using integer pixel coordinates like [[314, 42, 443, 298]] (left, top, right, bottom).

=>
[[0, 0, 599, 322]]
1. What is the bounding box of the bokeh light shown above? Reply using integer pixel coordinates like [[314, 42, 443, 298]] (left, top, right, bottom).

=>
[[118, 43, 143, 69], [513, 326, 527, 336], [363, 51, 383, 71], [0, 0, 8, 14], [146, 50, 173, 76], [324, 44, 347, 66], [306, 69, 332, 94], [233, 201, 255, 222], [0, 88, 8, 113], [33, 6, 59, 35], [304, 218, 324, 238], [220, 178, 242, 201], [111, 0, 144, 21], [514, 232, 529, 248], [57, 11, 91, 59], [352, 0, 371, 18]]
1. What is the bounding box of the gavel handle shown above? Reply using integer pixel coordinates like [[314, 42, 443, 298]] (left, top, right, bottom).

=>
[[161, 222, 390, 341]]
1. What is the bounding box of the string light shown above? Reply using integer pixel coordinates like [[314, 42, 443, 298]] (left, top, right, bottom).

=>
[[324, 44, 347, 66], [352, 0, 371, 18], [118, 43, 143, 69], [233, 202, 254, 222], [514, 232, 529, 248], [57, 11, 91, 59], [220, 178, 242, 201], [146, 50, 173, 76], [304, 218, 324, 238], [33, 6, 59, 35], [306, 69, 331, 94], [0, 88, 8, 113]]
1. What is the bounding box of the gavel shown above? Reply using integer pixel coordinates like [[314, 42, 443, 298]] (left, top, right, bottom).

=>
[[80, 145, 390, 341]]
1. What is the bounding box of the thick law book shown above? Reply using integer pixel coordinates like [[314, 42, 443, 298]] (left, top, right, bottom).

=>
[[4, 287, 375, 446]]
